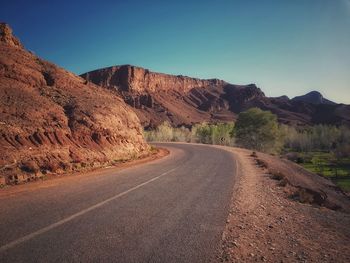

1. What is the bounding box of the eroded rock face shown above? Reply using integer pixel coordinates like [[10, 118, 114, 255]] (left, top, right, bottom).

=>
[[82, 66, 239, 127], [83, 65, 225, 94], [82, 65, 350, 128], [0, 23, 149, 184]]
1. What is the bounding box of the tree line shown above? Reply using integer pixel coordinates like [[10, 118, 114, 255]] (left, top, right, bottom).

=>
[[144, 108, 350, 157], [144, 121, 235, 146]]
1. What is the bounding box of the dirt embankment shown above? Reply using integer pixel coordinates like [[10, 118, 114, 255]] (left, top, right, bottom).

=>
[[218, 146, 350, 263]]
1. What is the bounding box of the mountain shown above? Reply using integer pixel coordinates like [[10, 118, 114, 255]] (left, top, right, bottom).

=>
[[0, 23, 149, 184], [81, 65, 350, 128], [292, 91, 336, 105]]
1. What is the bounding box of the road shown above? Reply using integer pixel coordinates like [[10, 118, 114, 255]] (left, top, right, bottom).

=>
[[0, 143, 238, 263]]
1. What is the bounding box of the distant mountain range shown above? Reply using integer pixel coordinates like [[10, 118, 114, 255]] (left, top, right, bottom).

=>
[[81, 65, 350, 128], [291, 91, 336, 105]]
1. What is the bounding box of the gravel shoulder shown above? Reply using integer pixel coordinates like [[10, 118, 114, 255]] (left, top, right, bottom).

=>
[[217, 146, 350, 263]]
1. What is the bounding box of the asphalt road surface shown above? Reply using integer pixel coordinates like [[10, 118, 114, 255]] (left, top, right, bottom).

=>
[[0, 143, 238, 263]]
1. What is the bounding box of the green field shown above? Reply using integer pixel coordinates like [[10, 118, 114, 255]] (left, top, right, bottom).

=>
[[297, 152, 350, 192], [335, 178, 350, 192]]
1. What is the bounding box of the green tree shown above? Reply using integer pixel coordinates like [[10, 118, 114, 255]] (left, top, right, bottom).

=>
[[234, 108, 281, 153]]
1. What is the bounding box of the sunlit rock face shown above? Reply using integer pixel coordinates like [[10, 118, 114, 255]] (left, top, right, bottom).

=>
[[82, 65, 350, 128], [0, 23, 149, 184]]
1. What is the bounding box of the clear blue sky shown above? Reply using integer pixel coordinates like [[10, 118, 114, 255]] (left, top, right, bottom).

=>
[[1, 0, 350, 103]]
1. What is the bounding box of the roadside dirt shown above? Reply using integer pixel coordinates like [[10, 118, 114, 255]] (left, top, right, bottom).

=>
[[218, 147, 350, 263], [0, 147, 169, 197]]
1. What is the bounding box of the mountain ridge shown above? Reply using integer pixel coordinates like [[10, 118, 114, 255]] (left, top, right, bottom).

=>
[[81, 65, 350, 128], [292, 91, 336, 105]]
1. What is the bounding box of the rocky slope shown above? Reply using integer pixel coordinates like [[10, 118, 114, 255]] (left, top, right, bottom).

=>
[[81, 66, 350, 128], [0, 23, 149, 185]]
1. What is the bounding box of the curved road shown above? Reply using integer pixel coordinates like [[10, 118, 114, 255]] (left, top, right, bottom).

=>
[[0, 143, 238, 263]]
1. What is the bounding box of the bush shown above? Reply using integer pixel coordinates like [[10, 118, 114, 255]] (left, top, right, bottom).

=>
[[191, 122, 235, 145], [144, 121, 175, 142], [211, 123, 235, 146], [173, 126, 191, 142], [192, 122, 212, 144], [144, 122, 191, 142], [155, 121, 174, 142], [234, 108, 282, 153]]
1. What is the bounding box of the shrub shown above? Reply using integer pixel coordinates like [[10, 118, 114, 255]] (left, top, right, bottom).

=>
[[155, 121, 173, 142], [211, 122, 235, 146], [192, 122, 212, 144], [173, 126, 191, 142]]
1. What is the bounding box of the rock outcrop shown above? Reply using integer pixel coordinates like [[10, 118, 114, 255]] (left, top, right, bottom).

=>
[[81, 66, 350, 128], [0, 23, 23, 48], [0, 24, 149, 185], [82, 65, 225, 94]]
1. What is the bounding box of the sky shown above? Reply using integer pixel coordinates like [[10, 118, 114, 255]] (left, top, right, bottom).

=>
[[1, 0, 350, 103]]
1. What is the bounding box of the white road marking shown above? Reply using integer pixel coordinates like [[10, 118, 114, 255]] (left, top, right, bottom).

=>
[[0, 167, 178, 253]]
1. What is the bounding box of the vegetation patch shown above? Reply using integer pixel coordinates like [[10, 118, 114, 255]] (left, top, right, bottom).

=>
[[335, 178, 350, 192], [287, 152, 350, 192], [145, 108, 350, 192], [144, 121, 235, 146], [234, 108, 282, 153]]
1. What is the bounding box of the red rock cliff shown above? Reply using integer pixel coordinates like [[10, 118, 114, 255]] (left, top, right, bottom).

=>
[[0, 24, 149, 185], [82, 65, 225, 94]]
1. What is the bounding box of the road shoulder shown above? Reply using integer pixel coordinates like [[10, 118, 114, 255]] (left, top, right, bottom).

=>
[[217, 146, 350, 262]]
